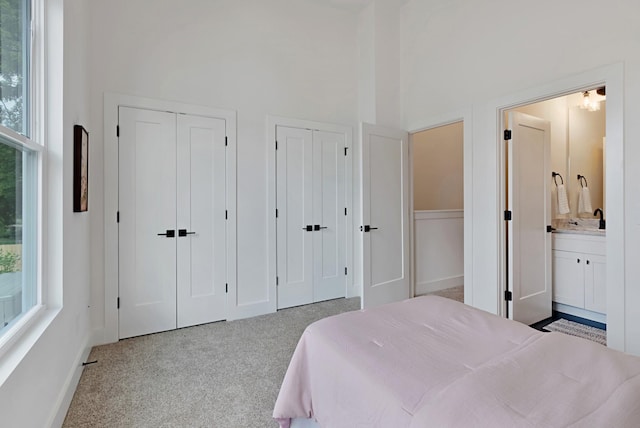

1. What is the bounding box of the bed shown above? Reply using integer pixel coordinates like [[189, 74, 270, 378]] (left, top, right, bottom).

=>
[[273, 296, 640, 427]]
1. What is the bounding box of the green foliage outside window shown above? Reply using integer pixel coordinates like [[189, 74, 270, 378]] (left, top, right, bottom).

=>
[[0, 247, 19, 272], [1, 0, 27, 134], [0, 0, 27, 245]]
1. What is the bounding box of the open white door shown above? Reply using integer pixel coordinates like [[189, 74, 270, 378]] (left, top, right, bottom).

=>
[[361, 123, 410, 308], [507, 112, 552, 325]]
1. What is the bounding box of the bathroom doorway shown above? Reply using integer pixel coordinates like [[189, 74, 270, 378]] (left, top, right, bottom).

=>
[[504, 89, 607, 333], [411, 121, 464, 303]]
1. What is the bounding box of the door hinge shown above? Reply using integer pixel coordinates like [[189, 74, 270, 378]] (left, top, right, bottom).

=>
[[504, 129, 512, 140], [276, 276, 279, 286], [345, 267, 347, 275], [225, 210, 228, 220], [547, 225, 556, 233], [275, 140, 278, 150], [225, 283, 228, 293], [504, 290, 513, 301], [225, 136, 228, 146], [276, 209, 279, 218], [117, 297, 120, 309], [116, 211, 120, 223], [504, 210, 512, 221], [116, 125, 119, 137], [344, 147, 348, 156]]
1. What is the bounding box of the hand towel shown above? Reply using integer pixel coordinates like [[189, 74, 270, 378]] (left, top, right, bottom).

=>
[[578, 186, 593, 214], [556, 184, 570, 215]]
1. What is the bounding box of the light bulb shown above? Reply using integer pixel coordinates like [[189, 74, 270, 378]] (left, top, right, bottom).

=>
[[582, 91, 591, 109]]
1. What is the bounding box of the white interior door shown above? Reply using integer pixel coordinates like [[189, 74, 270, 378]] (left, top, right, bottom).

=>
[[276, 126, 314, 309], [312, 130, 346, 302], [119, 107, 177, 339], [361, 123, 410, 308], [176, 114, 227, 328], [507, 111, 552, 325]]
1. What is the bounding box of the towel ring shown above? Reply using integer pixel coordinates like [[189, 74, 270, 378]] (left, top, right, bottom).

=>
[[577, 175, 588, 188], [552, 172, 564, 186]]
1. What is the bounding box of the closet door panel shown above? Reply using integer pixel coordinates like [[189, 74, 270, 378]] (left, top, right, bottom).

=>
[[313, 130, 346, 302], [118, 107, 177, 339], [177, 114, 227, 328], [277, 126, 314, 309]]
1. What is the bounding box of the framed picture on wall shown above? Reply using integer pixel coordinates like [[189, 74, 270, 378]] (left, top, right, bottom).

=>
[[73, 125, 89, 212]]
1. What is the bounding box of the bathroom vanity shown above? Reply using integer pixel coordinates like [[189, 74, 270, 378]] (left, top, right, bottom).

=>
[[552, 220, 606, 323]]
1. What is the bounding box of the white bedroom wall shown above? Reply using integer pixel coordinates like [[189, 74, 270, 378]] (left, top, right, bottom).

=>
[[400, 0, 640, 353], [0, 0, 93, 426], [88, 0, 360, 332]]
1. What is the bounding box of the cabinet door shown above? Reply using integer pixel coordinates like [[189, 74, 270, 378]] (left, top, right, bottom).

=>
[[584, 254, 606, 313], [552, 250, 584, 308]]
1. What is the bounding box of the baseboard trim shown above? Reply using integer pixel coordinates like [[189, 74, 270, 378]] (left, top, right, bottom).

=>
[[48, 335, 92, 428], [90, 326, 111, 347], [552, 302, 606, 324], [347, 282, 361, 299], [416, 275, 464, 295]]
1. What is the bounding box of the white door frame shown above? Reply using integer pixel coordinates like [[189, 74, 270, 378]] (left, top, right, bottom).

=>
[[267, 116, 354, 312], [406, 109, 473, 304], [102, 93, 237, 345], [494, 63, 624, 350]]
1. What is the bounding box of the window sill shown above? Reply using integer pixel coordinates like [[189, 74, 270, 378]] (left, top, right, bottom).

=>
[[0, 305, 61, 387]]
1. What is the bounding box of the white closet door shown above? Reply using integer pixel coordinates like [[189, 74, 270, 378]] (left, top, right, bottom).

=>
[[312, 130, 346, 302], [176, 114, 227, 328], [361, 123, 410, 309], [277, 126, 314, 309], [119, 107, 177, 339]]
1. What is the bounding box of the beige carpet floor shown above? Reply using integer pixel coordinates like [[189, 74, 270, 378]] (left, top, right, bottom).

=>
[[423, 285, 464, 303], [63, 298, 360, 428]]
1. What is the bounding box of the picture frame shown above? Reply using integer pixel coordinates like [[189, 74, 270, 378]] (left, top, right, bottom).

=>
[[73, 125, 89, 212]]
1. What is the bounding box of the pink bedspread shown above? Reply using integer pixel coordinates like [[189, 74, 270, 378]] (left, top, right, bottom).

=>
[[273, 296, 640, 427]]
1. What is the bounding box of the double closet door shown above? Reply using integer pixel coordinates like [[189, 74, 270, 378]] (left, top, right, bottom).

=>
[[118, 107, 228, 339], [276, 126, 346, 309]]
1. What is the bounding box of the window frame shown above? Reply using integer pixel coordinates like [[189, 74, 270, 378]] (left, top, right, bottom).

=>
[[0, 0, 45, 357]]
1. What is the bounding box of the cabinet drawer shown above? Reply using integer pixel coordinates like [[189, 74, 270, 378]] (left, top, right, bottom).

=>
[[552, 234, 605, 255]]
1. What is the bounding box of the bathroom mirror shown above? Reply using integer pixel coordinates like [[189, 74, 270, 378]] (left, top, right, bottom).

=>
[[567, 99, 606, 218]]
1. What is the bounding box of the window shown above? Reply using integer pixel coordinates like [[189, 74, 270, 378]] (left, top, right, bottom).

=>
[[1, 0, 30, 136], [0, 0, 41, 340]]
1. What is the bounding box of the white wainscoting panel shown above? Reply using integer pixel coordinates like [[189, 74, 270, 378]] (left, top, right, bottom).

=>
[[414, 210, 464, 295]]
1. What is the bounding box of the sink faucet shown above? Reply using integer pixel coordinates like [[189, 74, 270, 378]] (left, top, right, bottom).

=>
[[594, 208, 605, 230]]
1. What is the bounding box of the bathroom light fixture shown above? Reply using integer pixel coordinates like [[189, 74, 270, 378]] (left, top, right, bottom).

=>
[[580, 90, 601, 112]]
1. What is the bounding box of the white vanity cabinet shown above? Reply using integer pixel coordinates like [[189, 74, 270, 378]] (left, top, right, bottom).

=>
[[552, 233, 606, 319]]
